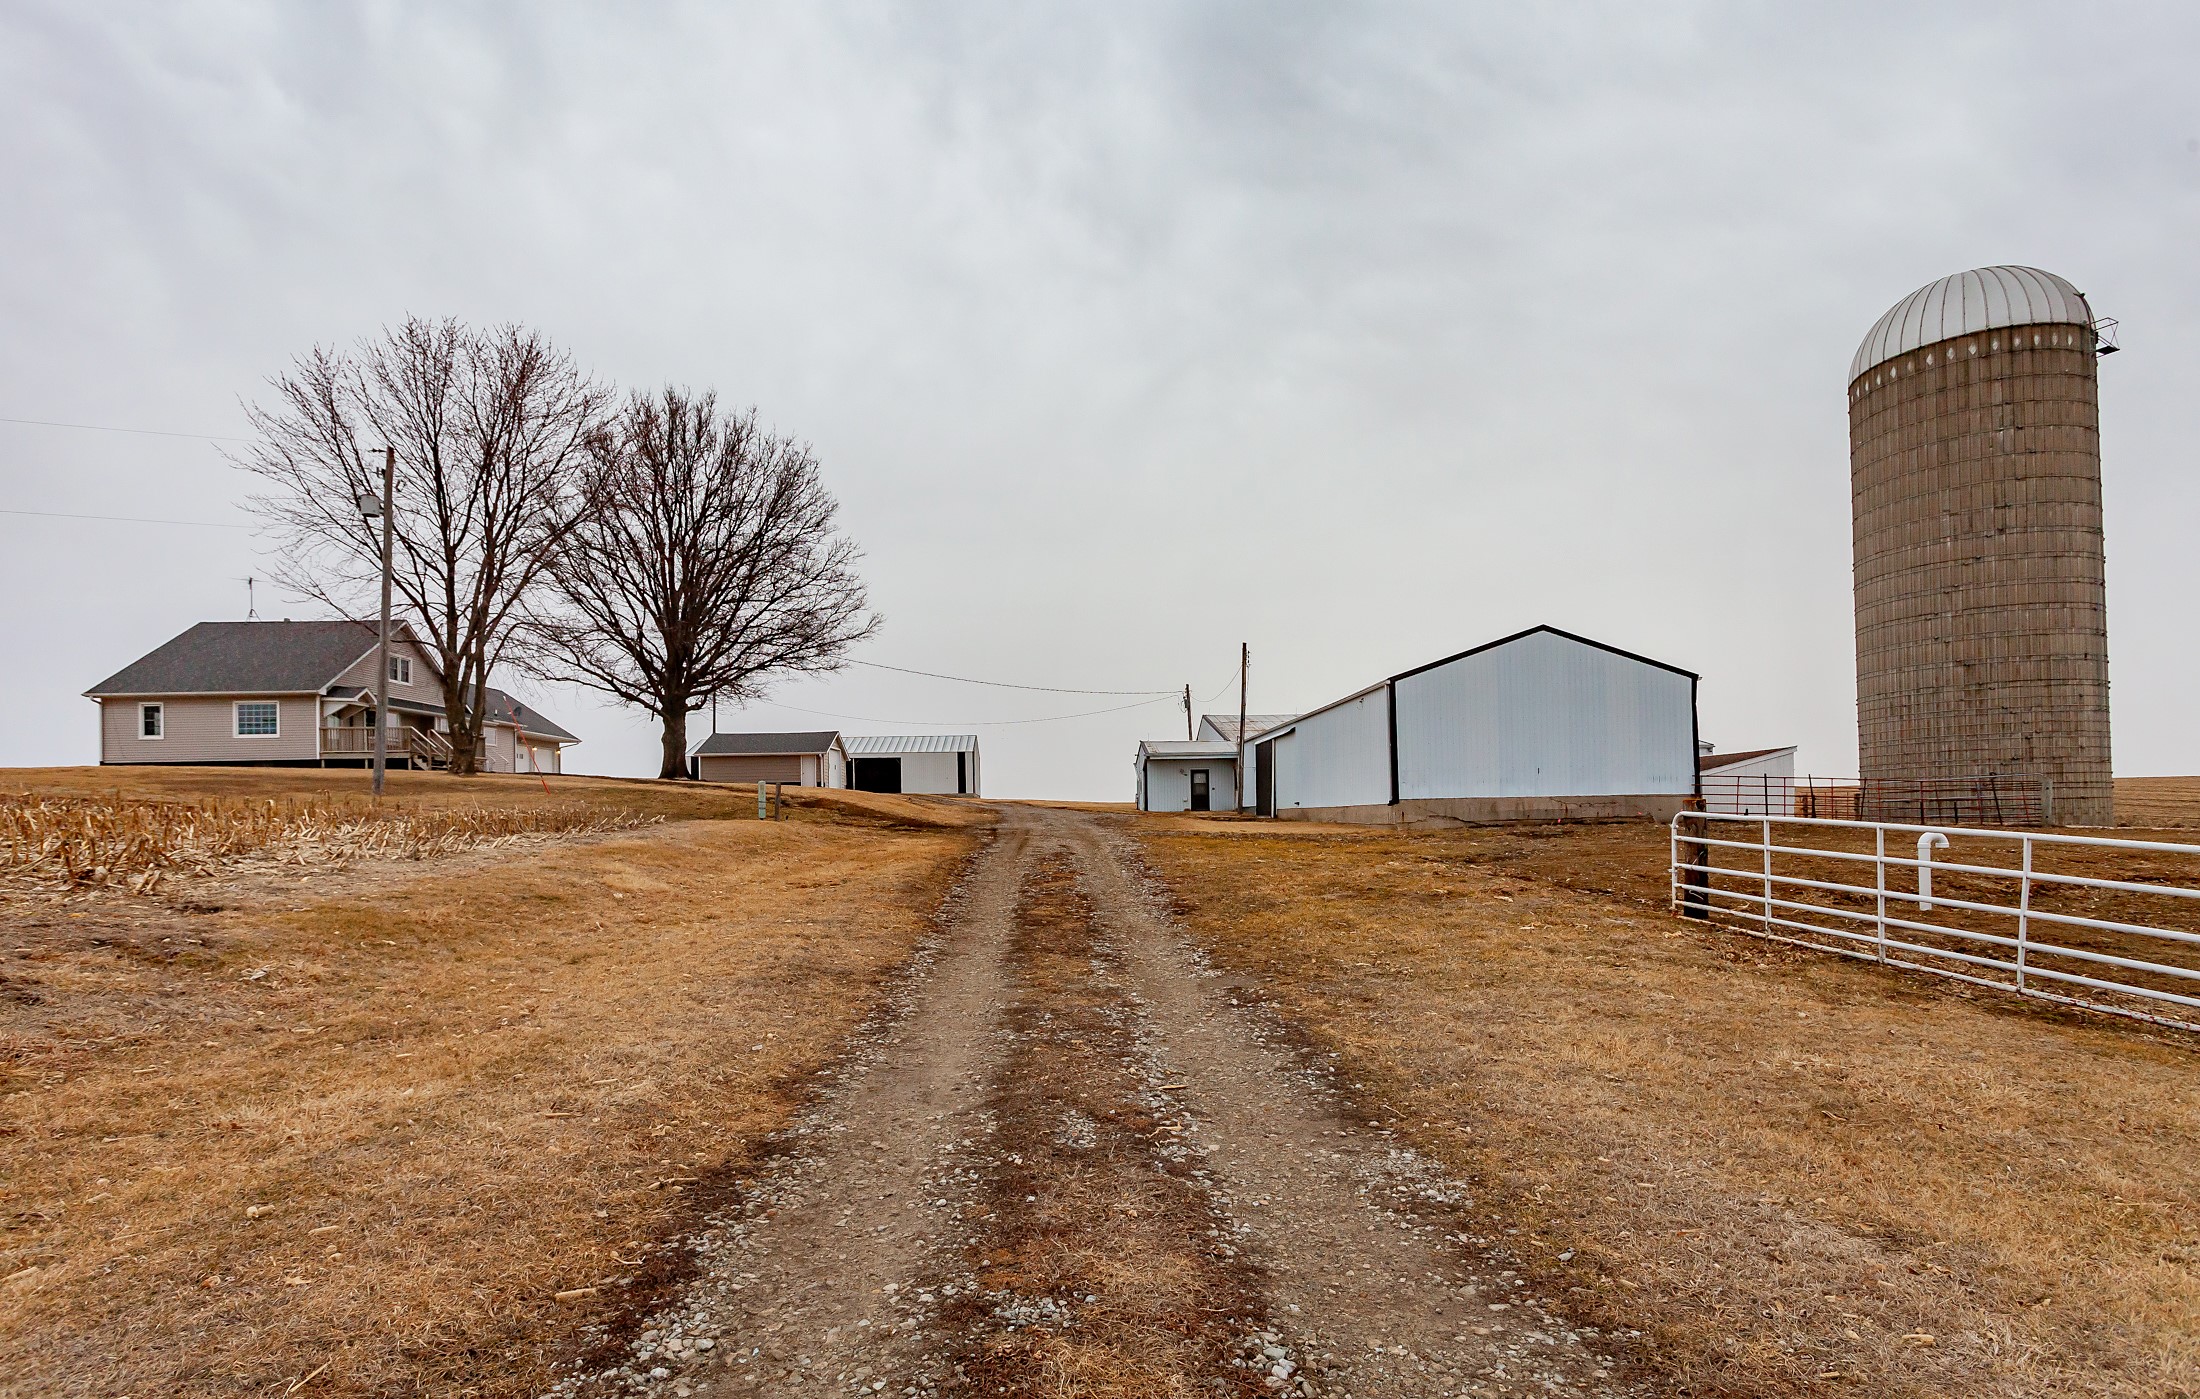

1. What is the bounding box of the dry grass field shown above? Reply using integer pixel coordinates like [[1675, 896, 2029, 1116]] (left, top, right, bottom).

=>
[[1132, 791, 2200, 1399], [0, 766, 987, 1398]]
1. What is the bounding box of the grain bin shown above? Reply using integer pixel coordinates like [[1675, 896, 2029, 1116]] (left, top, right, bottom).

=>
[[1848, 266, 2113, 825]]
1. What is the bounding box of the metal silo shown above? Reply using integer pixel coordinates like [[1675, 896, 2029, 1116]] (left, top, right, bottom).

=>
[[1848, 265, 2114, 826]]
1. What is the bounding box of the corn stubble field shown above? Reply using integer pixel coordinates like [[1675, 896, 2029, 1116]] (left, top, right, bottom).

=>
[[3, 766, 2196, 1398], [0, 767, 987, 1397]]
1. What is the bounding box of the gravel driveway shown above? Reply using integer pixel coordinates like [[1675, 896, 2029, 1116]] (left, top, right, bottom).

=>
[[548, 806, 1637, 1399]]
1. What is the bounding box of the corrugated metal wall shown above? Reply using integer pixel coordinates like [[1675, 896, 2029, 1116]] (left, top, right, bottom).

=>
[[1271, 688, 1392, 811], [1139, 758, 1239, 813], [1393, 630, 1696, 799]]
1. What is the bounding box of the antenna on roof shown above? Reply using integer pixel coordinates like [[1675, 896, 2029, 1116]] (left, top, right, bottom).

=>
[[242, 576, 259, 620]]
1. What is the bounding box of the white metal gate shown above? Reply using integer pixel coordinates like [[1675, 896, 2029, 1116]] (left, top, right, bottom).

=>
[[1671, 811, 2200, 1032]]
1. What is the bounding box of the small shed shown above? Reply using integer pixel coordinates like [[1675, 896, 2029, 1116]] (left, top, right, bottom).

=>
[[691, 731, 847, 787], [1698, 745, 1798, 815], [1136, 740, 1240, 813], [843, 735, 981, 796]]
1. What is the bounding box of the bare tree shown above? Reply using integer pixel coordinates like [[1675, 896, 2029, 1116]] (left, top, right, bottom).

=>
[[529, 387, 877, 779], [236, 318, 604, 774]]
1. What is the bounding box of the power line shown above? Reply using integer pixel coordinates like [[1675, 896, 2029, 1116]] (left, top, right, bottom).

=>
[[849, 658, 1174, 696], [747, 693, 1177, 728], [0, 507, 256, 530], [0, 415, 254, 444]]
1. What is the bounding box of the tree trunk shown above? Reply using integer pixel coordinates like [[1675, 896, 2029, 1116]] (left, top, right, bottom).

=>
[[660, 705, 691, 780]]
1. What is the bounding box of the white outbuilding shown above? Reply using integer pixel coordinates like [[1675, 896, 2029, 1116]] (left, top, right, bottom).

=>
[[843, 734, 981, 796], [1135, 740, 1241, 812], [1246, 624, 1700, 824], [691, 730, 848, 787]]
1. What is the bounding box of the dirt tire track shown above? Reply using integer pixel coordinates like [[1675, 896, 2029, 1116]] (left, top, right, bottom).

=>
[[1058, 813, 1635, 1398], [559, 807, 1639, 1398]]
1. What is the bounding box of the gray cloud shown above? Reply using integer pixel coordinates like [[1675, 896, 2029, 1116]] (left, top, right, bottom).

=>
[[5, 1, 2196, 794]]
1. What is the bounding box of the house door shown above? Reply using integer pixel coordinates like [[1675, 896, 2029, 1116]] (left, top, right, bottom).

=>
[[1189, 769, 1210, 812]]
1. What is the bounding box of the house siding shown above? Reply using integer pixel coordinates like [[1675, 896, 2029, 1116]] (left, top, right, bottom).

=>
[[699, 754, 805, 784], [482, 724, 519, 773], [329, 637, 445, 710], [101, 696, 319, 764]]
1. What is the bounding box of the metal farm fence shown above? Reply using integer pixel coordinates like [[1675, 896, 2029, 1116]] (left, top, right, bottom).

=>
[[1698, 773, 2049, 826], [1670, 811, 2200, 1033]]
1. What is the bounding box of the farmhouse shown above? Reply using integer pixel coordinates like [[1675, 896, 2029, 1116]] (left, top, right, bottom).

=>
[[1246, 624, 1699, 824], [843, 735, 980, 795], [691, 731, 848, 787], [83, 619, 578, 772]]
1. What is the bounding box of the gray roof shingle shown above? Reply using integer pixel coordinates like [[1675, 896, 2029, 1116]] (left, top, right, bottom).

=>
[[484, 688, 580, 745], [86, 620, 398, 696], [693, 730, 841, 757]]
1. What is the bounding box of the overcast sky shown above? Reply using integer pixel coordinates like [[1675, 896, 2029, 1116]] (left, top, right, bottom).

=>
[[4, 2, 2196, 797]]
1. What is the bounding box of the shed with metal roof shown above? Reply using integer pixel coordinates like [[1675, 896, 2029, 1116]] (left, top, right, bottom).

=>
[[842, 734, 980, 796]]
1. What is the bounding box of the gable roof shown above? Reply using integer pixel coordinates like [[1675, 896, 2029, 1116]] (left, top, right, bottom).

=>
[[692, 730, 842, 758], [85, 620, 414, 697], [483, 688, 580, 745], [1196, 714, 1295, 744], [1248, 624, 1697, 746], [843, 734, 978, 755]]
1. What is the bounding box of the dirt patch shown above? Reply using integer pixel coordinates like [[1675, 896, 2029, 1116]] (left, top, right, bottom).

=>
[[1131, 816, 2200, 1399]]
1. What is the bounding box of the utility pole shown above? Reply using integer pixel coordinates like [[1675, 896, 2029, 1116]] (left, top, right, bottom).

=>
[[1184, 683, 1193, 740], [1235, 641, 1249, 812], [371, 446, 395, 797]]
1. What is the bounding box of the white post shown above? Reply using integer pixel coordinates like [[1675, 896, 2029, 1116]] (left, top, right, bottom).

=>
[[757, 779, 768, 821], [2016, 837, 2032, 992], [1874, 825, 1888, 962], [1761, 816, 1774, 933], [1916, 831, 1949, 911]]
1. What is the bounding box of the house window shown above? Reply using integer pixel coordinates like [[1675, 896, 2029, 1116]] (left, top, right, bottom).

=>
[[139, 703, 163, 739], [389, 656, 412, 685], [235, 701, 280, 737]]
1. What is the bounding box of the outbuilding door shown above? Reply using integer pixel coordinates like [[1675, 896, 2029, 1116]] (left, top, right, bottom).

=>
[[1256, 743, 1275, 817], [851, 757, 903, 793], [1189, 769, 1210, 812]]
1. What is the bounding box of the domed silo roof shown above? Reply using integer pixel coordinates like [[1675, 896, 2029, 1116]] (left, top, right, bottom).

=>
[[1850, 265, 2093, 383]]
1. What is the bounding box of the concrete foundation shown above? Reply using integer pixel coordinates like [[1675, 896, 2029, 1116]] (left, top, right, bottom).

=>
[[1277, 793, 1691, 828]]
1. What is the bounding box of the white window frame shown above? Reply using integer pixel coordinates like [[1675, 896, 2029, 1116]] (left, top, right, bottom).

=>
[[389, 655, 411, 685], [234, 700, 281, 738], [138, 702, 164, 739]]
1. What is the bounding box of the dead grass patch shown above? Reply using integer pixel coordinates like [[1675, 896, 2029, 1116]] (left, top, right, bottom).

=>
[[0, 799, 977, 1397], [950, 855, 1263, 1398], [1131, 820, 2200, 1399]]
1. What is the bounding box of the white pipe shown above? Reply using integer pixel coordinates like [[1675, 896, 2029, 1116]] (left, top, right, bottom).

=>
[[1917, 831, 1949, 910]]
